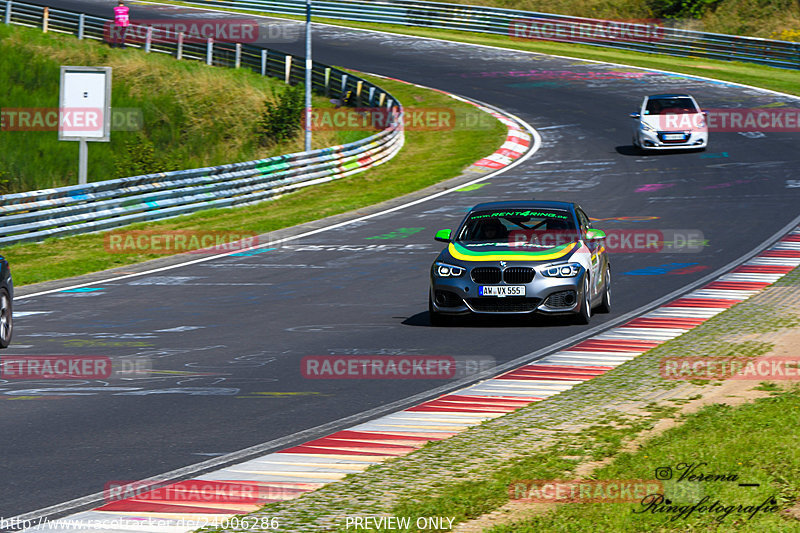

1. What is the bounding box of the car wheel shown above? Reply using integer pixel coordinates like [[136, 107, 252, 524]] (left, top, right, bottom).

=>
[[575, 276, 592, 325], [597, 266, 611, 314], [0, 287, 12, 349], [428, 293, 452, 327]]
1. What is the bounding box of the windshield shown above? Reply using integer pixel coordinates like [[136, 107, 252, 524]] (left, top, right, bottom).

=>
[[645, 97, 699, 115], [456, 209, 579, 249]]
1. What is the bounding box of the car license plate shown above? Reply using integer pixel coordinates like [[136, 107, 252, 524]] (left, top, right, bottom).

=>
[[479, 285, 525, 297], [663, 134, 685, 140]]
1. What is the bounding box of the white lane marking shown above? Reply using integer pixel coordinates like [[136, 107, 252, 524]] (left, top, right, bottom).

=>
[[745, 257, 800, 266], [686, 289, 761, 299], [718, 273, 785, 282], [593, 328, 688, 341], [773, 242, 800, 250], [643, 307, 725, 318]]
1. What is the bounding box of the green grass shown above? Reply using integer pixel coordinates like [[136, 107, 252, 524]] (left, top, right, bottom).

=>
[[0, 23, 361, 193], [152, 0, 800, 98], [4, 71, 507, 286], [488, 387, 800, 532], [403, 0, 800, 40]]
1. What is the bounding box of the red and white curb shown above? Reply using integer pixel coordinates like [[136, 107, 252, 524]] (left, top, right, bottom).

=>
[[370, 74, 532, 174], [24, 228, 800, 532], [468, 112, 531, 171]]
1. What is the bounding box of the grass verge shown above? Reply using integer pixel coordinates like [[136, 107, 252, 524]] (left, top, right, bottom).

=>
[[0, 23, 361, 193], [486, 386, 800, 532], [151, 0, 800, 98], [3, 70, 507, 286]]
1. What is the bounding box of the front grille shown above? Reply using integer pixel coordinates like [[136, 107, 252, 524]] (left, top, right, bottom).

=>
[[434, 290, 463, 308], [471, 267, 501, 284], [544, 290, 577, 309], [503, 267, 535, 284], [466, 297, 541, 313]]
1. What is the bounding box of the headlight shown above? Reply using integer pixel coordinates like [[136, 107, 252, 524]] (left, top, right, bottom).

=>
[[640, 122, 656, 133], [541, 262, 581, 278], [434, 262, 466, 278]]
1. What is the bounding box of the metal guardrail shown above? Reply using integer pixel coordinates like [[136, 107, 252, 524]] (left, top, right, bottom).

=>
[[176, 0, 800, 70], [0, 0, 404, 246]]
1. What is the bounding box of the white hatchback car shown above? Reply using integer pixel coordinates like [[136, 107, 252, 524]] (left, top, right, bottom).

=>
[[631, 94, 708, 151]]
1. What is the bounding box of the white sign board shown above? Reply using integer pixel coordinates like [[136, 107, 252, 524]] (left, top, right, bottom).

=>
[[58, 66, 112, 141]]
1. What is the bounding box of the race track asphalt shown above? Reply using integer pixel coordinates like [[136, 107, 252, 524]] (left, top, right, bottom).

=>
[[4, 0, 799, 518]]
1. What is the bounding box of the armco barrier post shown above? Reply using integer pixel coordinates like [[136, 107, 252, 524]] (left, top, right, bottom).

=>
[[5, 0, 12, 24], [261, 49, 267, 76], [77, 13, 84, 39], [235, 42, 241, 68], [378, 92, 385, 107], [42, 6, 48, 32], [368, 86, 375, 105], [145, 26, 152, 52], [324, 67, 331, 96], [177, 32, 184, 59], [356, 80, 363, 106], [340, 74, 348, 97], [206, 37, 213, 65], [284, 55, 292, 83]]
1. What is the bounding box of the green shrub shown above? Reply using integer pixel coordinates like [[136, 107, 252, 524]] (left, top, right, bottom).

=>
[[647, 0, 723, 19], [114, 133, 171, 177], [257, 84, 305, 146]]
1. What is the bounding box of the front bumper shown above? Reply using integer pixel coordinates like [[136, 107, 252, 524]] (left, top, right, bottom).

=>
[[637, 129, 708, 150], [430, 271, 585, 316]]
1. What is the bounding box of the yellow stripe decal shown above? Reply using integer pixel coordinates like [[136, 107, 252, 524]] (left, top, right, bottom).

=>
[[448, 241, 578, 262]]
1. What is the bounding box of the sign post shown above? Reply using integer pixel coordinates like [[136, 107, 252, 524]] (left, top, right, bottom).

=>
[[304, 0, 312, 152], [59, 66, 112, 185]]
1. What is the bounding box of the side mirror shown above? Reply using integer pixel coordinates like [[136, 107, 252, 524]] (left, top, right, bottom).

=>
[[586, 228, 606, 240], [629, 112, 641, 119], [434, 229, 452, 242]]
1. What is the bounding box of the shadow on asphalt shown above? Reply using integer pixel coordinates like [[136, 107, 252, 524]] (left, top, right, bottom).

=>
[[402, 312, 581, 328], [615, 144, 705, 156]]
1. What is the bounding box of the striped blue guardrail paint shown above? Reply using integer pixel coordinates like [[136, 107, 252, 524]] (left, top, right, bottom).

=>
[[0, 0, 404, 246], [174, 0, 800, 70]]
